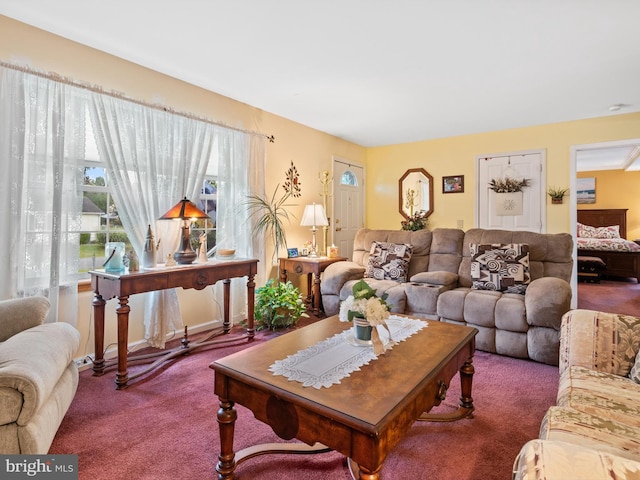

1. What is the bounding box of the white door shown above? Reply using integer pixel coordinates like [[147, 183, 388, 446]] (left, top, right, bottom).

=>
[[332, 158, 365, 260], [476, 150, 546, 232]]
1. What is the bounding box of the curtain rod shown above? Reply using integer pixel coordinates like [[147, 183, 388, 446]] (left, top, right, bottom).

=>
[[0, 60, 275, 143]]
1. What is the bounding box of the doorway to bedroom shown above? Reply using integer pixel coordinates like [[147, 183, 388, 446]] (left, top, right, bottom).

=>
[[571, 138, 640, 315]]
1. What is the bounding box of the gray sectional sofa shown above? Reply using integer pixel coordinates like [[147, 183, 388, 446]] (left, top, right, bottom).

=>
[[321, 227, 573, 365]]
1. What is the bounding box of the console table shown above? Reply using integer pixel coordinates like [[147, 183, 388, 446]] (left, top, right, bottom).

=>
[[90, 258, 258, 389], [279, 256, 347, 315]]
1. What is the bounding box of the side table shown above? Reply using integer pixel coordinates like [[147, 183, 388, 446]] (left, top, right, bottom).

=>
[[279, 256, 347, 315]]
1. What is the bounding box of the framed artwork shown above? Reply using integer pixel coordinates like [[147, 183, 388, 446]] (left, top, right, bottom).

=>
[[576, 177, 596, 204], [287, 248, 299, 258], [443, 175, 464, 194]]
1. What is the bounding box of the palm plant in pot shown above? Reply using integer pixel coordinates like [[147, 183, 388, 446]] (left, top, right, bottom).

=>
[[254, 279, 309, 330], [245, 161, 302, 263]]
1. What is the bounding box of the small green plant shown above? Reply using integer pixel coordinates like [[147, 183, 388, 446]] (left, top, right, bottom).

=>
[[547, 186, 568, 199], [254, 279, 309, 330], [488, 177, 530, 193]]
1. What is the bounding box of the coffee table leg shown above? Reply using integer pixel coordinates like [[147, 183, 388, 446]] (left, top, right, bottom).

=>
[[418, 355, 475, 422], [216, 399, 237, 480], [348, 458, 382, 480]]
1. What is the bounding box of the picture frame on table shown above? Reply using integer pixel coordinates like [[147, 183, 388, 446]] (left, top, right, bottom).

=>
[[287, 248, 299, 258], [443, 175, 464, 194]]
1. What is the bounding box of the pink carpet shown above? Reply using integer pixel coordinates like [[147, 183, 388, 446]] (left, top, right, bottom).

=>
[[50, 326, 558, 479]]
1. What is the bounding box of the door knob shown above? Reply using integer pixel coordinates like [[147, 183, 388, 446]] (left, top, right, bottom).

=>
[[335, 227, 342, 232]]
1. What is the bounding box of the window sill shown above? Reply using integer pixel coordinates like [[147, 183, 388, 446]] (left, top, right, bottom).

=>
[[78, 280, 92, 293]]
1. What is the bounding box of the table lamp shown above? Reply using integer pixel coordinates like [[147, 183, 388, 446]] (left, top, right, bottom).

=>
[[159, 197, 210, 264], [300, 203, 329, 257]]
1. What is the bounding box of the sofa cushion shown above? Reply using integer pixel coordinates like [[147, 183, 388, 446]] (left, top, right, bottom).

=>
[[364, 242, 412, 282], [540, 406, 640, 461], [558, 366, 640, 428], [559, 310, 640, 377], [409, 271, 458, 286], [470, 243, 530, 294]]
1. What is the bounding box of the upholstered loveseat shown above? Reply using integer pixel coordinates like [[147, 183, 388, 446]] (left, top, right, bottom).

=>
[[513, 309, 640, 479], [321, 227, 573, 365], [0, 297, 80, 454]]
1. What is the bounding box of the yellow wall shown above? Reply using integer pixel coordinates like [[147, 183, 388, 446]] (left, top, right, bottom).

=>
[[577, 170, 640, 240], [367, 114, 640, 233]]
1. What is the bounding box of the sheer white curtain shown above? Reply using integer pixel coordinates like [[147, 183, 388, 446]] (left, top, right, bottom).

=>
[[89, 93, 212, 347], [215, 129, 267, 323], [0, 66, 84, 323]]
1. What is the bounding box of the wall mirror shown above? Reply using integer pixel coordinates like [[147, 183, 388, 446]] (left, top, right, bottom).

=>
[[399, 168, 434, 219]]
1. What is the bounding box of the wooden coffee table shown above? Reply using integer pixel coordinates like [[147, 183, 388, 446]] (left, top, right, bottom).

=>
[[211, 316, 477, 479]]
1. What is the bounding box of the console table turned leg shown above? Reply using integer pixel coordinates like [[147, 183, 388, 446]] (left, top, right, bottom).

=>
[[92, 293, 106, 376], [115, 295, 131, 390]]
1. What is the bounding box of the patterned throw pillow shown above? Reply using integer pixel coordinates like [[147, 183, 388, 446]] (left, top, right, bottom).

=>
[[577, 222, 620, 239], [364, 242, 413, 282], [470, 243, 530, 294]]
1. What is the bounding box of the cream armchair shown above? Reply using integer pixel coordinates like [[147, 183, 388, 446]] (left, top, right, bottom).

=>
[[0, 297, 80, 454]]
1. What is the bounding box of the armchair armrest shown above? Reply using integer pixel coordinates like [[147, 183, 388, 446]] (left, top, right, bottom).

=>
[[320, 261, 366, 296], [558, 309, 640, 377], [0, 297, 51, 342], [524, 277, 571, 329], [0, 322, 80, 425]]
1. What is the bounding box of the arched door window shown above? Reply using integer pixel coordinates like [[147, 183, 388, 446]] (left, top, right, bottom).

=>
[[341, 170, 358, 186]]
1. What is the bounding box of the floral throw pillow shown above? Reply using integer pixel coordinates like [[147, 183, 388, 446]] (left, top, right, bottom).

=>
[[470, 243, 530, 294], [577, 222, 620, 239], [364, 242, 413, 282]]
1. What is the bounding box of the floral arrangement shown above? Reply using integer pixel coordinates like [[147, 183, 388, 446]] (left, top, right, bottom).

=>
[[339, 280, 392, 354], [488, 176, 530, 193], [339, 279, 390, 325], [401, 211, 429, 231]]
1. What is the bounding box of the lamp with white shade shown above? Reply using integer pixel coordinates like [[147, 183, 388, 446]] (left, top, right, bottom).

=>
[[300, 203, 329, 257]]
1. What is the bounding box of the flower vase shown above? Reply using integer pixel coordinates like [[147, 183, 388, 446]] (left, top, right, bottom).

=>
[[353, 316, 373, 342]]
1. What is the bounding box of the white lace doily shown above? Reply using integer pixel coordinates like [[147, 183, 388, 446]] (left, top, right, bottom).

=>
[[268, 315, 427, 389]]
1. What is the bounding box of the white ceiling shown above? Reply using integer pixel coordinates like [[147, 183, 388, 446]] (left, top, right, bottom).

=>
[[1, 1, 640, 158]]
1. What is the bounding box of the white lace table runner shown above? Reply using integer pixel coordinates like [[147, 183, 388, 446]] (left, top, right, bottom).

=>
[[269, 315, 427, 389]]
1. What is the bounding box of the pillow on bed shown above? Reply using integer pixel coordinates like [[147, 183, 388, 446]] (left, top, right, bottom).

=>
[[577, 222, 620, 239]]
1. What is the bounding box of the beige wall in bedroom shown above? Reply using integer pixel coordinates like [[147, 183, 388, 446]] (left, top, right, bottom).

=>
[[0, 16, 366, 362]]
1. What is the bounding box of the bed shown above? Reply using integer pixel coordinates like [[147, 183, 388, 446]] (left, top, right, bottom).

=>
[[577, 208, 640, 282]]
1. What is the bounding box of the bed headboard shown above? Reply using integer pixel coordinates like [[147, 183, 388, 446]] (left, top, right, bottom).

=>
[[577, 208, 628, 238]]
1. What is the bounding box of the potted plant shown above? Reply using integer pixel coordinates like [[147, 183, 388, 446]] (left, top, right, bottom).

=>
[[547, 186, 568, 204], [246, 184, 294, 263], [245, 162, 302, 263], [254, 279, 309, 330]]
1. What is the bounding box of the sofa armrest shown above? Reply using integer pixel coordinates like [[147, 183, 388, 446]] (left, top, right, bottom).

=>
[[513, 439, 640, 480], [0, 322, 80, 425], [320, 261, 366, 296], [558, 309, 640, 377], [524, 277, 571, 329], [0, 297, 50, 342]]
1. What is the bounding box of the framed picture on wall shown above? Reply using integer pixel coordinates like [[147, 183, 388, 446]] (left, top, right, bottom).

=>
[[443, 175, 464, 193], [576, 177, 596, 204]]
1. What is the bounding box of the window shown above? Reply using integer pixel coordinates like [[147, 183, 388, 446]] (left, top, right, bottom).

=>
[[193, 177, 218, 256], [341, 170, 358, 186]]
